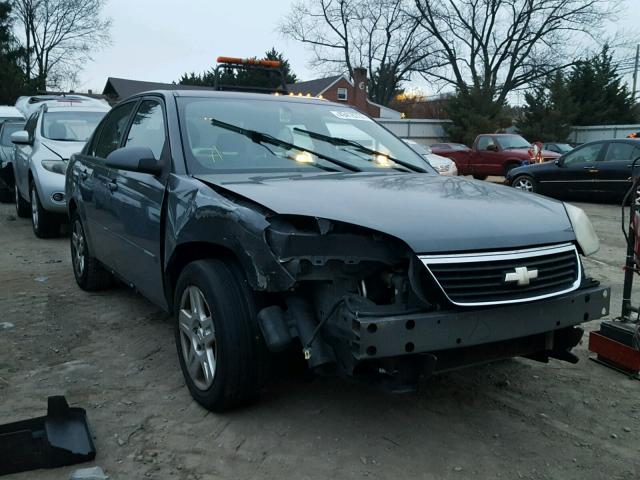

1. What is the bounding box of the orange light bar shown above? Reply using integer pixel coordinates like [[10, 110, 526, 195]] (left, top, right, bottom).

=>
[[216, 56, 282, 68]]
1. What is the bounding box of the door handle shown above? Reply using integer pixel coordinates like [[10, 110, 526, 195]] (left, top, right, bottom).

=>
[[107, 180, 118, 192]]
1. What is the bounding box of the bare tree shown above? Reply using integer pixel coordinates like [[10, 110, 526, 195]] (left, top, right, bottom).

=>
[[413, 0, 619, 105], [281, 0, 433, 105], [12, 0, 111, 90]]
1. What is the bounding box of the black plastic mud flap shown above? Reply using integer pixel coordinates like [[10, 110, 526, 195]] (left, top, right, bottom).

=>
[[0, 396, 96, 476]]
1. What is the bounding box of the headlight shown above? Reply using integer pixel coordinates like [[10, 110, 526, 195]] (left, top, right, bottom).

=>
[[41, 159, 68, 175], [564, 203, 599, 256]]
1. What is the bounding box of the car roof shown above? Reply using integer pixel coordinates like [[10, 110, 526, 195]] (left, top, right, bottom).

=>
[[0, 106, 25, 118], [125, 89, 332, 107], [43, 104, 110, 113]]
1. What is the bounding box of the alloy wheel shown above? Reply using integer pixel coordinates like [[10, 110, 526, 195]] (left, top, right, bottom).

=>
[[179, 286, 217, 390], [514, 177, 533, 192], [30, 187, 39, 229], [71, 220, 86, 277]]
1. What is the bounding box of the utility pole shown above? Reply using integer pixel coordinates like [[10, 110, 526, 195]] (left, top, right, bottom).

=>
[[633, 44, 639, 101]]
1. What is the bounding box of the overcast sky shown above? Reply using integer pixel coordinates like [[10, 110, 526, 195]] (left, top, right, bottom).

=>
[[78, 0, 639, 95]]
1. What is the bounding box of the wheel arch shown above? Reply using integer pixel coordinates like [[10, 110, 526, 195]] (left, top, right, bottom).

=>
[[164, 241, 241, 313]]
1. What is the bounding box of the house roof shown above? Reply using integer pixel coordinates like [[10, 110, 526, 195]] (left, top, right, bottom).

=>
[[102, 77, 215, 100], [286, 75, 347, 96]]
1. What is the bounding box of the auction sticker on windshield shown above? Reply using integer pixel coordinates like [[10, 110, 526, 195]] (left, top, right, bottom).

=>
[[330, 110, 372, 122]]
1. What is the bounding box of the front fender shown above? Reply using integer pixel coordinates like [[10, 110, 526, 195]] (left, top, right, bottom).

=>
[[165, 175, 295, 292]]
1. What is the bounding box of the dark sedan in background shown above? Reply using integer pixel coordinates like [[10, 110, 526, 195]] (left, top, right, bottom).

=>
[[506, 139, 640, 201]]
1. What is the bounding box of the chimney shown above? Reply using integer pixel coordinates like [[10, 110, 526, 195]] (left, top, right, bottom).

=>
[[352, 67, 368, 114]]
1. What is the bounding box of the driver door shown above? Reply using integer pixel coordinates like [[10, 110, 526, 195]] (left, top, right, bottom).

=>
[[107, 98, 168, 308], [543, 142, 606, 199]]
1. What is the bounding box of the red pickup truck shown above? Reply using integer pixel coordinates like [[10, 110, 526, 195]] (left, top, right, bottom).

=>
[[431, 134, 560, 179]]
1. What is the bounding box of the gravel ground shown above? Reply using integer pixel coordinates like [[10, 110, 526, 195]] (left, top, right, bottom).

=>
[[0, 198, 639, 480]]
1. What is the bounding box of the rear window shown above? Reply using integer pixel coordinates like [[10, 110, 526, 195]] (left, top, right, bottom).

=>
[[41, 111, 106, 142]]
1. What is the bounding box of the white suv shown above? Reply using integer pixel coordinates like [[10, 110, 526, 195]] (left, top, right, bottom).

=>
[[12, 99, 110, 237]]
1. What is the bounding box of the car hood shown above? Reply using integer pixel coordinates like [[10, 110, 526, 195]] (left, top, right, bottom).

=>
[[195, 172, 575, 253], [40, 139, 86, 160]]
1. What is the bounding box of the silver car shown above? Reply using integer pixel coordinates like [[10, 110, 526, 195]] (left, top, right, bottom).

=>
[[12, 102, 109, 237], [402, 139, 458, 176]]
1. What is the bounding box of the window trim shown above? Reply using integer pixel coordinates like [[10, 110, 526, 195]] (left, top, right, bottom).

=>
[[336, 87, 348, 101]]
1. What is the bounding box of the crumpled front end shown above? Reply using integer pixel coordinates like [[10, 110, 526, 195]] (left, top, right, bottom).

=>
[[254, 214, 611, 389]]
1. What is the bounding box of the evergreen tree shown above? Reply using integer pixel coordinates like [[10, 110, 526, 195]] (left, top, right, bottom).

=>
[[446, 88, 511, 146], [0, 1, 27, 104], [178, 48, 297, 90], [517, 72, 576, 142], [568, 46, 636, 125]]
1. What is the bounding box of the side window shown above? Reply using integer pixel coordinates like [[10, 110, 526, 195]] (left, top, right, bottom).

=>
[[125, 100, 167, 160], [94, 102, 137, 159], [477, 136, 495, 150], [563, 143, 603, 166], [602, 142, 635, 162]]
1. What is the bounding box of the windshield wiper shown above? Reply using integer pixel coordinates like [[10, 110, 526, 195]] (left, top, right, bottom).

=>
[[293, 127, 427, 173], [209, 118, 360, 172]]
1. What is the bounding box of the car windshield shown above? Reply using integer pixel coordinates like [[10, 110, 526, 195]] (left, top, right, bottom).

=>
[[497, 135, 531, 150], [178, 97, 432, 174], [41, 111, 105, 142], [0, 123, 23, 146], [553, 143, 573, 153]]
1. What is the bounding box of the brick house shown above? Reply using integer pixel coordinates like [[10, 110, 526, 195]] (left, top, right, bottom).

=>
[[287, 68, 401, 119]]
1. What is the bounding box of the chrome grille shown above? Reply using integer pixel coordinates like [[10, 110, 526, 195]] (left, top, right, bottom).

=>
[[419, 244, 581, 306]]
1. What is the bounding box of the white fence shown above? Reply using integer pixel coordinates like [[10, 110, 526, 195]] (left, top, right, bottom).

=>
[[567, 124, 640, 144], [378, 119, 640, 146], [377, 119, 452, 146]]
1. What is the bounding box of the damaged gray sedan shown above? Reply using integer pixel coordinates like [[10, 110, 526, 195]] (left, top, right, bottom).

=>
[[65, 90, 610, 411]]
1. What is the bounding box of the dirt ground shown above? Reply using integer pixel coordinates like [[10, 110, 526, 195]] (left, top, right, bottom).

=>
[[1, 198, 639, 480]]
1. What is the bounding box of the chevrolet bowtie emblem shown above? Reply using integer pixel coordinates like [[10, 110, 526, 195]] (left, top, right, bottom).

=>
[[504, 266, 538, 286]]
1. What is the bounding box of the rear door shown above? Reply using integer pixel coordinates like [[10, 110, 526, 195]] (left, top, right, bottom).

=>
[[108, 98, 168, 308], [542, 142, 606, 198], [596, 142, 640, 200], [79, 100, 138, 269]]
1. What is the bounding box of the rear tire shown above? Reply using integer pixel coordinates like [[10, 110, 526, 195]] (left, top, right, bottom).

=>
[[174, 259, 266, 411], [512, 175, 537, 193], [15, 184, 30, 217], [30, 183, 60, 238], [70, 212, 113, 291]]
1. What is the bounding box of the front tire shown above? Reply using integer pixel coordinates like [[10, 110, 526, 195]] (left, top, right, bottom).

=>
[[174, 259, 265, 411], [70, 212, 113, 291], [30, 183, 60, 238], [15, 184, 30, 217], [512, 175, 537, 193]]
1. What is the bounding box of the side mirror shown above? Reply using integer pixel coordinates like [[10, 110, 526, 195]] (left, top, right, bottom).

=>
[[555, 157, 563, 167], [486, 144, 499, 152], [11, 131, 30, 145], [106, 146, 162, 175]]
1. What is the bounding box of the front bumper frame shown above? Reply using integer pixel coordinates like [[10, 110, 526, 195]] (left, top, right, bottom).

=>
[[352, 284, 610, 360]]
